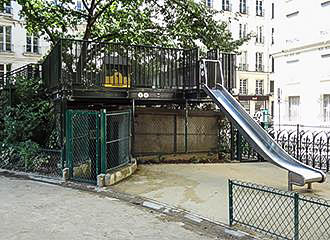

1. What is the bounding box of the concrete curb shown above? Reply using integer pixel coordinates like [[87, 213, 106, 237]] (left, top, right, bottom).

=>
[[0, 169, 261, 240]]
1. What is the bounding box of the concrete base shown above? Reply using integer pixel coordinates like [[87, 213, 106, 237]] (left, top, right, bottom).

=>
[[62, 168, 69, 182], [103, 159, 137, 186]]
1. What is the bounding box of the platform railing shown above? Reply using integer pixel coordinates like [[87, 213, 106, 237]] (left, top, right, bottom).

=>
[[43, 39, 200, 93], [0, 63, 42, 88]]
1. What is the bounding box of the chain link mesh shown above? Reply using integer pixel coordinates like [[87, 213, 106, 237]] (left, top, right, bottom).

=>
[[134, 109, 221, 155], [230, 180, 330, 240], [187, 115, 219, 153], [0, 146, 62, 178], [71, 111, 99, 182], [106, 111, 131, 170]]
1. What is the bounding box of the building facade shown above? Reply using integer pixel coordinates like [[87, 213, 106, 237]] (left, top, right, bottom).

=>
[[272, 0, 330, 127], [0, 1, 50, 76], [205, 0, 274, 118]]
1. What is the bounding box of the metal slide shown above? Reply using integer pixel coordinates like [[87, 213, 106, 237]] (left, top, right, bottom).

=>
[[202, 84, 326, 190]]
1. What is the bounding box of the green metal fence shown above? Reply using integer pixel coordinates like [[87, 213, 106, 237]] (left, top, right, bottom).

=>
[[66, 110, 100, 183], [0, 147, 63, 178], [66, 109, 132, 183], [105, 111, 131, 171], [228, 180, 330, 240]]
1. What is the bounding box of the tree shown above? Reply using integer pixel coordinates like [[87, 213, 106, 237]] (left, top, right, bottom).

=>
[[16, 0, 250, 51]]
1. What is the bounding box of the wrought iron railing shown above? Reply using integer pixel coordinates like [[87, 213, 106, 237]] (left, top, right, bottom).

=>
[[229, 179, 330, 240], [43, 39, 199, 92], [220, 121, 330, 172]]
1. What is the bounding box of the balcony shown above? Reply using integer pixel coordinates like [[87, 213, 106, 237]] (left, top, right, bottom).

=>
[[238, 63, 249, 71], [255, 64, 264, 72]]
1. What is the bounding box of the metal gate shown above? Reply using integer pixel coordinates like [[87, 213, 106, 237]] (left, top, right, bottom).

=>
[[66, 110, 100, 183], [66, 109, 131, 183], [104, 111, 131, 171]]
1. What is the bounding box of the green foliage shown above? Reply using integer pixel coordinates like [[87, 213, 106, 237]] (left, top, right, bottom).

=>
[[0, 74, 56, 171], [2, 76, 53, 145], [17, 0, 250, 51], [0, 141, 48, 171]]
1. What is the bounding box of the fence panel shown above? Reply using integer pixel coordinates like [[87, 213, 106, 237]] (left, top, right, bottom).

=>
[[222, 120, 330, 171], [0, 147, 63, 178], [67, 110, 99, 183], [298, 195, 330, 240], [229, 179, 330, 240], [105, 111, 131, 171]]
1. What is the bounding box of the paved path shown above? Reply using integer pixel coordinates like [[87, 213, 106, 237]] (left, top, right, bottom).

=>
[[113, 162, 330, 223], [0, 176, 218, 240]]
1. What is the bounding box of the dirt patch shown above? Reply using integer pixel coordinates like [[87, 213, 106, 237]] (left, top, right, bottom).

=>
[[136, 152, 232, 164]]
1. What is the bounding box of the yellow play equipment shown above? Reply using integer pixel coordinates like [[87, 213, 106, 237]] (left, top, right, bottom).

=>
[[104, 71, 131, 88]]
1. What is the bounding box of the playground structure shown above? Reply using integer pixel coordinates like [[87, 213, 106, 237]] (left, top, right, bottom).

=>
[[0, 38, 326, 189]]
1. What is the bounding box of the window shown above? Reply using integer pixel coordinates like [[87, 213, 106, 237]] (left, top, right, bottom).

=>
[[26, 34, 40, 54], [270, 80, 274, 94], [256, 0, 264, 16], [76, 1, 85, 10], [240, 100, 250, 113], [256, 80, 263, 95], [271, 3, 274, 18], [271, 56, 275, 72], [255, 101, 264, 112], [289, 96, 300, 122], [239, 0, 247, 14], [0, 26, 12, 52], [239, 23, 247, 38], [1, 1, 12, 14], [205, 0, 213, 8], [0, 63, 12, 76], [222, 0, 231, 11], [271, 28, 274, 44], [239, 79, 248, 95], [256, 26, 264, 44], [255, 52, 264, 71], [239, 51, 248, 70], [323, 95, 330, 122]]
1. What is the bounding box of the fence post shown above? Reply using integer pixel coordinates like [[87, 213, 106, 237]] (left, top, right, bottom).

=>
[[65, 110, 73, 178], [296, 124, 300, 160], [100, 109, 107, 174], [185, 102, 188, 153], [293, 193, 299, 240], [228, 179, 234, 226]]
